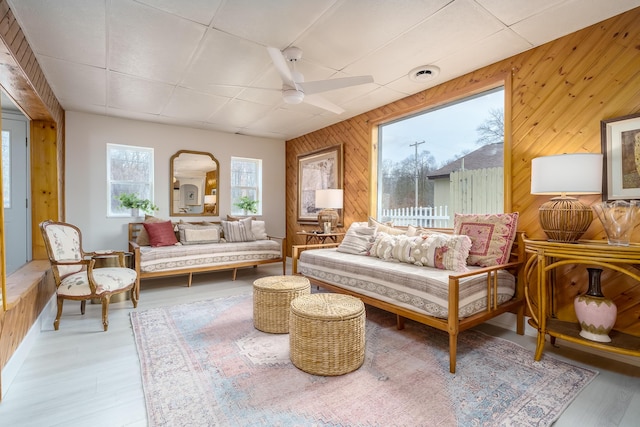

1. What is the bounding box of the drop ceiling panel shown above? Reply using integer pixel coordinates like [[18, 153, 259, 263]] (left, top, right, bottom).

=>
[[108, 73, 174, 114], [475, 0, 566, 26], [342, 0, 505, 85], [8, 0, 105, 67], [180, 29, 270, 91], [38, 56, 106, 107], [161, 87, 229, 122], [296, 0, 451, 70], [136, 0, 223, 26], [211, 0, 337, 48], [207, 98, 275, 129], [109, 0, 205, 84]]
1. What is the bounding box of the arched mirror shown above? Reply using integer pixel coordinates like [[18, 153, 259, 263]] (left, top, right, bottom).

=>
[[170, 150, 219, 216]]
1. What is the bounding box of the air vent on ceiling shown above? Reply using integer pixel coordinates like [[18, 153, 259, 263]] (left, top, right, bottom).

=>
[[408, 65, 440, 82]]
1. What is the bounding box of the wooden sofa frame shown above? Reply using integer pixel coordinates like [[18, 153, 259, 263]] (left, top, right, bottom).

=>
[[292, 230, 526, 373], [128, 222, 286, 299]]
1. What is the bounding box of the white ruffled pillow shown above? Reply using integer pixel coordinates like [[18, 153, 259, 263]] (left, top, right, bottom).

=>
[[411, 233, 471, 272]]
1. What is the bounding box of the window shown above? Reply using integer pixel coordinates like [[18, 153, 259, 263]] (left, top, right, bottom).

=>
[[230, 157, 262, 216], [2, 130, 10, 208], [377, 87, 505, 227], [107, 144, 154, 217]]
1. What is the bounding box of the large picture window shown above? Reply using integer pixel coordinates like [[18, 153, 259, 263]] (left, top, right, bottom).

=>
[[107, 144, 154, 217], [377, 86, 505, 227], [230, 157, 262, 216]]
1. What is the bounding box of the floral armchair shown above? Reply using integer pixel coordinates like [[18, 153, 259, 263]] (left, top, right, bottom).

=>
[[39, 220, 138, 331]]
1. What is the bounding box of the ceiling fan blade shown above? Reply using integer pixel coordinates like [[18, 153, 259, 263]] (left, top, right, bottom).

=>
[[303, 94, 345, 114], [298, 75, 373, 95], [267, 46, 296, 88]]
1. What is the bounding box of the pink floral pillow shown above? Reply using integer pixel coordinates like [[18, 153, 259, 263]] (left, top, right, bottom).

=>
[[453, 213, 519, 267]]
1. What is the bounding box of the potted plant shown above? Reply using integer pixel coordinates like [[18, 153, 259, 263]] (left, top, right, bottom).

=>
[[234, 195, 258, 215], [116, 193, 159, 217]]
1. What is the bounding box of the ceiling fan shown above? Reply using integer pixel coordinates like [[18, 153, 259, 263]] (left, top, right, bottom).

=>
[[267, 46, 374, 114]]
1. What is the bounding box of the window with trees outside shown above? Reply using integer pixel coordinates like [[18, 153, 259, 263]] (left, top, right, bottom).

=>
[[107, 144, 154, 217], [230, 157, 262, 216], [377, 86, 505, 228]]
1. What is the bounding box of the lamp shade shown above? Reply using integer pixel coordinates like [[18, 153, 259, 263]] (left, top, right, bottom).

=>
[[204, 195, 216, 204], [531, 153, 603, 195], [315, 189, 343, 209]]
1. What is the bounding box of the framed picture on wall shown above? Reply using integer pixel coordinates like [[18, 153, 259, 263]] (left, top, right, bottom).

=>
[[297, 144, 344, 225], [601, 112, 640, 200]]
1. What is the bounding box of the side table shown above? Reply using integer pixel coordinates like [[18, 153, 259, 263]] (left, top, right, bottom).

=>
[[90, 252, 134, 304], [297, 231, 345, 245], [523, 238, 640, 361]]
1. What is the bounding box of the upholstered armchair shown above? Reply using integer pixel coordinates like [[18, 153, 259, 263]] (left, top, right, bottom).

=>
[[39, 220, 138, 331]]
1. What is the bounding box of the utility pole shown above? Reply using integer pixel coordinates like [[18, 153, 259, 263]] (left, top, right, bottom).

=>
[[409, 140, 425, 208]]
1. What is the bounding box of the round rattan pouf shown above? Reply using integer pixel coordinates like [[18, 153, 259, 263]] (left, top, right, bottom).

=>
[[253, 275, 311, 333], [289, 293, 366, 376]]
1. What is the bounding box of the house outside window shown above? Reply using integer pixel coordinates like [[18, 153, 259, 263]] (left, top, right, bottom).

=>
[[230, 157, 262, 216], [107, 144, 154, 217], [377, 87, 505, 227]]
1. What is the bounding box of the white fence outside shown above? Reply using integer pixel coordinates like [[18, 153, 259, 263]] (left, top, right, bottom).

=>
[[380, 205, 450, 228]]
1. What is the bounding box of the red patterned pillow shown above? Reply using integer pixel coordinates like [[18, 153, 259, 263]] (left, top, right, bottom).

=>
[[143, 221, 178, 247], [453, 213, 519, 267]]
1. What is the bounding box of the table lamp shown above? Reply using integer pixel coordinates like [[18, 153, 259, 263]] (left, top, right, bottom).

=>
[[315, 189, 343, 232], [531, 153, 603, 242]]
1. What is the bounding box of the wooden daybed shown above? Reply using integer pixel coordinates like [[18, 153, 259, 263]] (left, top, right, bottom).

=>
[[128, 222, 286, 299], [292, 229, 526, 373]]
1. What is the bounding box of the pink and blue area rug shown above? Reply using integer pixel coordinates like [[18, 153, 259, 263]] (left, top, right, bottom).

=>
[[131, 293, 596, 426]]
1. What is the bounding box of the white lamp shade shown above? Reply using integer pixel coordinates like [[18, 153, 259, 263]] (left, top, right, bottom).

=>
[[204, 195, 216, 204], [315, 189, 343, 209], [531, 153, 603, 195]]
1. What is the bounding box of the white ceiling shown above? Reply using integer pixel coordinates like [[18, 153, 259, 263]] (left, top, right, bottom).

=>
[[6, 0, 640, 140]]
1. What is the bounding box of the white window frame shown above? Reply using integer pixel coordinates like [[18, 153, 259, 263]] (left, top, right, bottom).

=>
[[230, 157, 262, 216], [107, 143, 155, 217]]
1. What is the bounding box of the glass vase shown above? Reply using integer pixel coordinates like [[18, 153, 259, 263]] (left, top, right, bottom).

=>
[[592, 200, 639, 246]]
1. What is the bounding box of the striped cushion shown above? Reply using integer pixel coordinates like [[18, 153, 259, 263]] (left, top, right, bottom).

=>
[[221, 218, 255, 242], [337, 224, 376, 255]]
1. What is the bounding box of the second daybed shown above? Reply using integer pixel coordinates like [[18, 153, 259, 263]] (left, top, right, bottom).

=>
[[292, 214, 525, 373], [128, 217, 286, 298]]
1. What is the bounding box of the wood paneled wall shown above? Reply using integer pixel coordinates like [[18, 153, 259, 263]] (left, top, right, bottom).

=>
[[286, 8, 640, 335]]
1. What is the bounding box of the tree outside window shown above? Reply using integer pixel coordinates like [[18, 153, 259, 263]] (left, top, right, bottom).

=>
[[230, 157, 262, 216], [107, 144, 154, 217]]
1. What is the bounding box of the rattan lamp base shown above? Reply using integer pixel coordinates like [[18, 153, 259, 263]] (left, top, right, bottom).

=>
[[539, 196, 593, 242]]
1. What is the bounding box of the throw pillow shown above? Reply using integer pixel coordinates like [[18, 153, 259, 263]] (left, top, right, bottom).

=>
[[136, 215, 166, 246], [454, 212, 519, 267], [227, 214, 257, 221], [251, 220, 268, 240], [143, 220, 179, 247], [370, 232, 398, 261], [411, 233, 471, 272], [177, 223, 221, 245], [368, 216, 406, 236], [337, 224, 376, 255], [221, 217, 255, 242]]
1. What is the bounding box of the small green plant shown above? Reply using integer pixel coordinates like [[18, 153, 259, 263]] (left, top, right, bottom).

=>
[[234, 195, 258, 214], [116, 193, 159, 214]]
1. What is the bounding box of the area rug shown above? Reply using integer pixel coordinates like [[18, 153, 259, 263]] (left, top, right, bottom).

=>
[[131, 293, 597, 427]]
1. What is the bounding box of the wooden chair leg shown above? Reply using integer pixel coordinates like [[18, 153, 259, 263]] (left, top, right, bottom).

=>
[[101, 296, 111, 332], [80, 300, 86, 315], [54, 297, 64, 331], [130, 287, 138, 309], [449, 332, 458, 374]]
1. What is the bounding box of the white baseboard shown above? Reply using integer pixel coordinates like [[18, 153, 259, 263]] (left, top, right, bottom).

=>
[[1, 295, 56, 398], [487, 313, 640, 368]]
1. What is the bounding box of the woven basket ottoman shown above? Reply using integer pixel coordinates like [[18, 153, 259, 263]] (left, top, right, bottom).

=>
[[289, 293, 366, 376], [253, 275, 310, 333]]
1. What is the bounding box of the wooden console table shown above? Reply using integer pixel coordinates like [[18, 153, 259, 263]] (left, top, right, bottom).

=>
[[297, 231, 344, 245], [523, 238, 640, 361]]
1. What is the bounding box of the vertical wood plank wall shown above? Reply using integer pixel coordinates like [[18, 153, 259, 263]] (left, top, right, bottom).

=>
[[286, 8, 640, 336]]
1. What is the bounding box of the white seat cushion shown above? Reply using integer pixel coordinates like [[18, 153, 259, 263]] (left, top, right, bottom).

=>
[[58, 267, 137, 297]]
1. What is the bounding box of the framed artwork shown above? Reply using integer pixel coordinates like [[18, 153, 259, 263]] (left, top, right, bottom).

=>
[[601, 112, 640, 200], [297, 144, 343, 225]]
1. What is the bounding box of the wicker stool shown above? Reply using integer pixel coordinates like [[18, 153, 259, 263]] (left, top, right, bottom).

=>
[[289, 293, 366, 376], [253, 275, 311, 333]]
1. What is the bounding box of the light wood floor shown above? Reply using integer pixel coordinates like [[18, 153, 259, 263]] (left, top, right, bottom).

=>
[[0, 262, 639, 426]]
